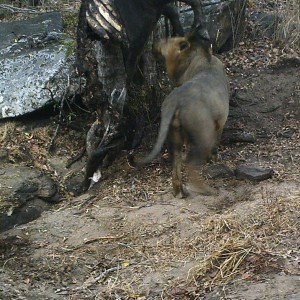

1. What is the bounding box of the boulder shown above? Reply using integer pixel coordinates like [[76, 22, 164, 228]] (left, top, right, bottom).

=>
[[0, 166, 59, 232], [0, 12, 79, 119], [250, 12, 280, 38], [180, 0, 248, 51]]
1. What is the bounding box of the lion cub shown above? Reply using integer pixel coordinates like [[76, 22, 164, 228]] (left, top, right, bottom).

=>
[[134, 25, 229, 197]]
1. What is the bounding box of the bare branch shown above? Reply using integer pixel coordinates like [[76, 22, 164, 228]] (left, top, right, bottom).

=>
[[0, 4, 43, 14]]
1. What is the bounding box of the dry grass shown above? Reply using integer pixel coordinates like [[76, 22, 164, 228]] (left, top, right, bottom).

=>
[[1, 122, 299, 298], [185, 191, 300, 290], [70, 180, 299, 297], [274, 0, 300, 50], [1, 170, 298, 298], [0, 1, 299, 298]]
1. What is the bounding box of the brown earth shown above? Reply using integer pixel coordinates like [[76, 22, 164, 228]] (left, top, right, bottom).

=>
[[1, 1, 300, 299], [0, 56, 299, 299]]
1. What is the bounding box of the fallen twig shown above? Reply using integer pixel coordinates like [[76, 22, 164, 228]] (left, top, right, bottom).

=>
[[1, 123, 8, 142], [66, 146, 86, 168], [48, 75, 70, 152], [75, 266, 120, 290], [0, 4, 43, 14], [60, 234, 125, 253]]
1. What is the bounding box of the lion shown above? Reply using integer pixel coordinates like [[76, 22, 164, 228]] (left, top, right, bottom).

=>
[[132, 25, 230, 197]]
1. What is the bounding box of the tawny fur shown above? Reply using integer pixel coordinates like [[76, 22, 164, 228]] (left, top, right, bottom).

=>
[[136, 26, 230, 197]]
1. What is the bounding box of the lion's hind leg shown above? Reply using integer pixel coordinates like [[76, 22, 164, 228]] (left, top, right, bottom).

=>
[[185, 127, 218, 196], [168, 112, 189, 198]]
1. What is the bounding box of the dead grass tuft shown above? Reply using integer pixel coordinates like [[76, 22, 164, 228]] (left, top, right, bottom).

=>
[[274, 0, 300, 50], [186, 191, 300, 289], [189, 239, 252, 286], [0, 122, 16, 142]]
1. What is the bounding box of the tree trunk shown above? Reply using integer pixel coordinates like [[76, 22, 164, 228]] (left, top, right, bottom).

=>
[[76, 0, 247, 190], [76, 1, 166, 190]]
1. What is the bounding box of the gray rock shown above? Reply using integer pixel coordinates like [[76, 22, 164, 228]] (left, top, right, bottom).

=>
[[0, 12, 78, 119], [181, 0, 248, 51], [0, 199, 48, 233], [0, 166, 58, 204], [0, 166, 59, 232], [250, 12, 280, 38], [204, 164, 235, 179], [235, 165, 274, 181]]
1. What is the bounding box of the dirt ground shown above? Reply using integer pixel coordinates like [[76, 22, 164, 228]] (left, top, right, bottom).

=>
[[1, 56, 299, 299], [1, 2, 300, 300]]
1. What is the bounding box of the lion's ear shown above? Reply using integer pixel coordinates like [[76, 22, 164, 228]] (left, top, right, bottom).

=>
[[179, 40, 190, 51], [188, 24, 210, 43]]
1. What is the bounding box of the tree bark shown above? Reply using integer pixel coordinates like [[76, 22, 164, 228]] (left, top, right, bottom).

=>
[[76, 0, 247, 190], [76, 1, 166, 190]]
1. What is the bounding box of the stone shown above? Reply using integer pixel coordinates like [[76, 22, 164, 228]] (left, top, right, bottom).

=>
[[204, 164, 235, 179], [250, 12, 280, 38], [0, 199, 48, 233], [180, 0, 248, 51], [0, 166, 59, 232], [222, 129, 256, 144], [235, 165, 274, 182], [0, 12, 79, 119]]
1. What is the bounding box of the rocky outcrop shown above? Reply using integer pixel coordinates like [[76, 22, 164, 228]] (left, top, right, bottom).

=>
[[0, 166, 59, 232], [181, 0, 248, 51], [0, 12, 79, 119]]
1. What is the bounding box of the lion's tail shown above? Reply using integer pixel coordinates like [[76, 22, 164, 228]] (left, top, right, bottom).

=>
[[133, 99, 178, 166]]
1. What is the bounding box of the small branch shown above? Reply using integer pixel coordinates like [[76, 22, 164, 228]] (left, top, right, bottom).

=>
[[60, 234, 125, 253], [55, 266, 120, 294], [84, 235, 125, 244], [74, 266, 120, 291], [66, 146, 86, 168], [43, 87, 62, 152], [47, 75, 70, 152], [0, 4, 43, 14], [48, 124, 61, 152], [1, 123, 8, 142], [72, 101, 91, 114]]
